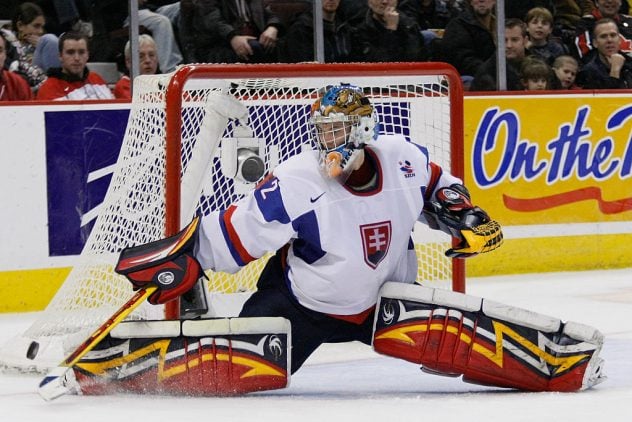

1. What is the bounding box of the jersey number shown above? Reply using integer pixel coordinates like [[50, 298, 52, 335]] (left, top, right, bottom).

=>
[[260, 178, 279, 200]]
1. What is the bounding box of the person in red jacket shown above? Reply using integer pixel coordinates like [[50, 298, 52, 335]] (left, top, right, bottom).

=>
[[36, 31, 114, 101], [0, 31, 32, 101]]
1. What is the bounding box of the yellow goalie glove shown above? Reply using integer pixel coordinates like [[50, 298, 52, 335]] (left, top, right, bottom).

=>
[[449, 218, 503, 258], [422, 185, 503, 258]]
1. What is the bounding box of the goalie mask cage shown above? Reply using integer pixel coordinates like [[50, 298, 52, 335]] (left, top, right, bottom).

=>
[[0, 62, 464, 373]]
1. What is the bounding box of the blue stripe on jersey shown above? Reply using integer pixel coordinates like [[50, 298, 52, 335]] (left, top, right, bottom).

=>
[[218, 209, 246, 267], [291, 211, 325, 264], [410, 142, 436, 201], [411, 142, 430, 164], [254, 176, 291, 224]]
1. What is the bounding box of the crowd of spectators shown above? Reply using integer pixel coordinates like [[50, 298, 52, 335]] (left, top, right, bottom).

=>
[[1, 0, 632, 102]]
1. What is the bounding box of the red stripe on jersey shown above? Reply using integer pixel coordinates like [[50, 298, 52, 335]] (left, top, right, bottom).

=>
[[223, 205, 256, 264], [424, 161, 442, 201]]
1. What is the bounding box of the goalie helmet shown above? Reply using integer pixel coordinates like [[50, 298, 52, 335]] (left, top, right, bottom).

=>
[[310, 84, 378, 179]]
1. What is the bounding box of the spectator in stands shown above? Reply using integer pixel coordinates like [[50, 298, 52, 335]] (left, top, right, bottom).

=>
[[61, 1, 178, 69], [551, 54, 581, 88], [578, 0, 630, 15], [36, 31, 114, 100], [525, 7, 568, 65], [584, 0, 631, 16], [574, 0, 632, 64], [113, 34, 159, 99], [1, 2, 60, 92], [576, 17, 632, 88], [520, 56, 552, 89], [351, 0, 427, 62], [440, 0, 497, 84], [552, 2, 629, 50], [188, 0, 283, 63], [471, 18, 530, 91], [283, 0, 354, 63], [0, 30, 33, 101]]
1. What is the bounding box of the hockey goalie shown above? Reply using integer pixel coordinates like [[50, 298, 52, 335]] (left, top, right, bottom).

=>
[[49, 85, 604, 397]]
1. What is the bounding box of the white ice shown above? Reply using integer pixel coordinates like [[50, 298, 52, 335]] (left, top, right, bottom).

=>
[[1, 269, 630, 422]]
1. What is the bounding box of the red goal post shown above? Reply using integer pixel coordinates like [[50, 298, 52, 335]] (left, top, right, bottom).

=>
[[0, 62, 464, 372]]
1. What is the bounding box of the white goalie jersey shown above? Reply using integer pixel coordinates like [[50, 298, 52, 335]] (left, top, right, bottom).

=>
[[197, 134, 462, 315]]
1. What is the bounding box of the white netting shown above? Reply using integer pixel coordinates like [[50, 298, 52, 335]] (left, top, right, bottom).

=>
[[0, 63, 462, 372]]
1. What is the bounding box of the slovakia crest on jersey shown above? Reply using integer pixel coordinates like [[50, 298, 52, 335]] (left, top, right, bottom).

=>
[[360, 221, 392, 269]]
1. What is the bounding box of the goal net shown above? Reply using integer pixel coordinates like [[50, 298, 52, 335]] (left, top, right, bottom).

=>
[[0, 62, 464, 373]]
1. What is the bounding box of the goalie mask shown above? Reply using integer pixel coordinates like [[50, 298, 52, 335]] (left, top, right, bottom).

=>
[[310, 85, 378, 180]]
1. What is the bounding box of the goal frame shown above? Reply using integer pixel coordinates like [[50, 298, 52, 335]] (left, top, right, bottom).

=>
[[161, 62, 465, 318]]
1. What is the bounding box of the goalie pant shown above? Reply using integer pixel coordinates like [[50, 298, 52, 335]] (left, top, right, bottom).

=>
[[373, 282, 605, 392]]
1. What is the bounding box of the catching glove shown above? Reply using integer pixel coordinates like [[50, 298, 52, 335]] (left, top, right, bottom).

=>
[[423, 185, 503, 259], [115, 216, 206, 305]]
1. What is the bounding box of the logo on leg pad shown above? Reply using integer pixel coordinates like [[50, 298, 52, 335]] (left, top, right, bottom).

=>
[[156, 271, 175, 286]]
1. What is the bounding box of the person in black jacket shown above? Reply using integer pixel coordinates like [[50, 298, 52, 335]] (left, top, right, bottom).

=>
[[351, 0, 427, 62], [440, 0, 496, 79], [189, 0, 284, 63], [576, 17, 632, 88], [283, 0, 354, 63]]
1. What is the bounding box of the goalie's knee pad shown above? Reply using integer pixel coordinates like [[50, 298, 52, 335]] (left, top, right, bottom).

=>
[[372, 282, 605, 392], [72, 317, 291, 396]]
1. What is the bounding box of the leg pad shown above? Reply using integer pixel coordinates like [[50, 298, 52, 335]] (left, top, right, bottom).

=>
[[74, 317, 291, 396], [372, 282, 605, 392]]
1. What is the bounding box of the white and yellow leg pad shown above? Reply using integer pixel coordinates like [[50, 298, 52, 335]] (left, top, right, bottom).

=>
[[373, 282, 606, 392], [72, 317, 291, 396]]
